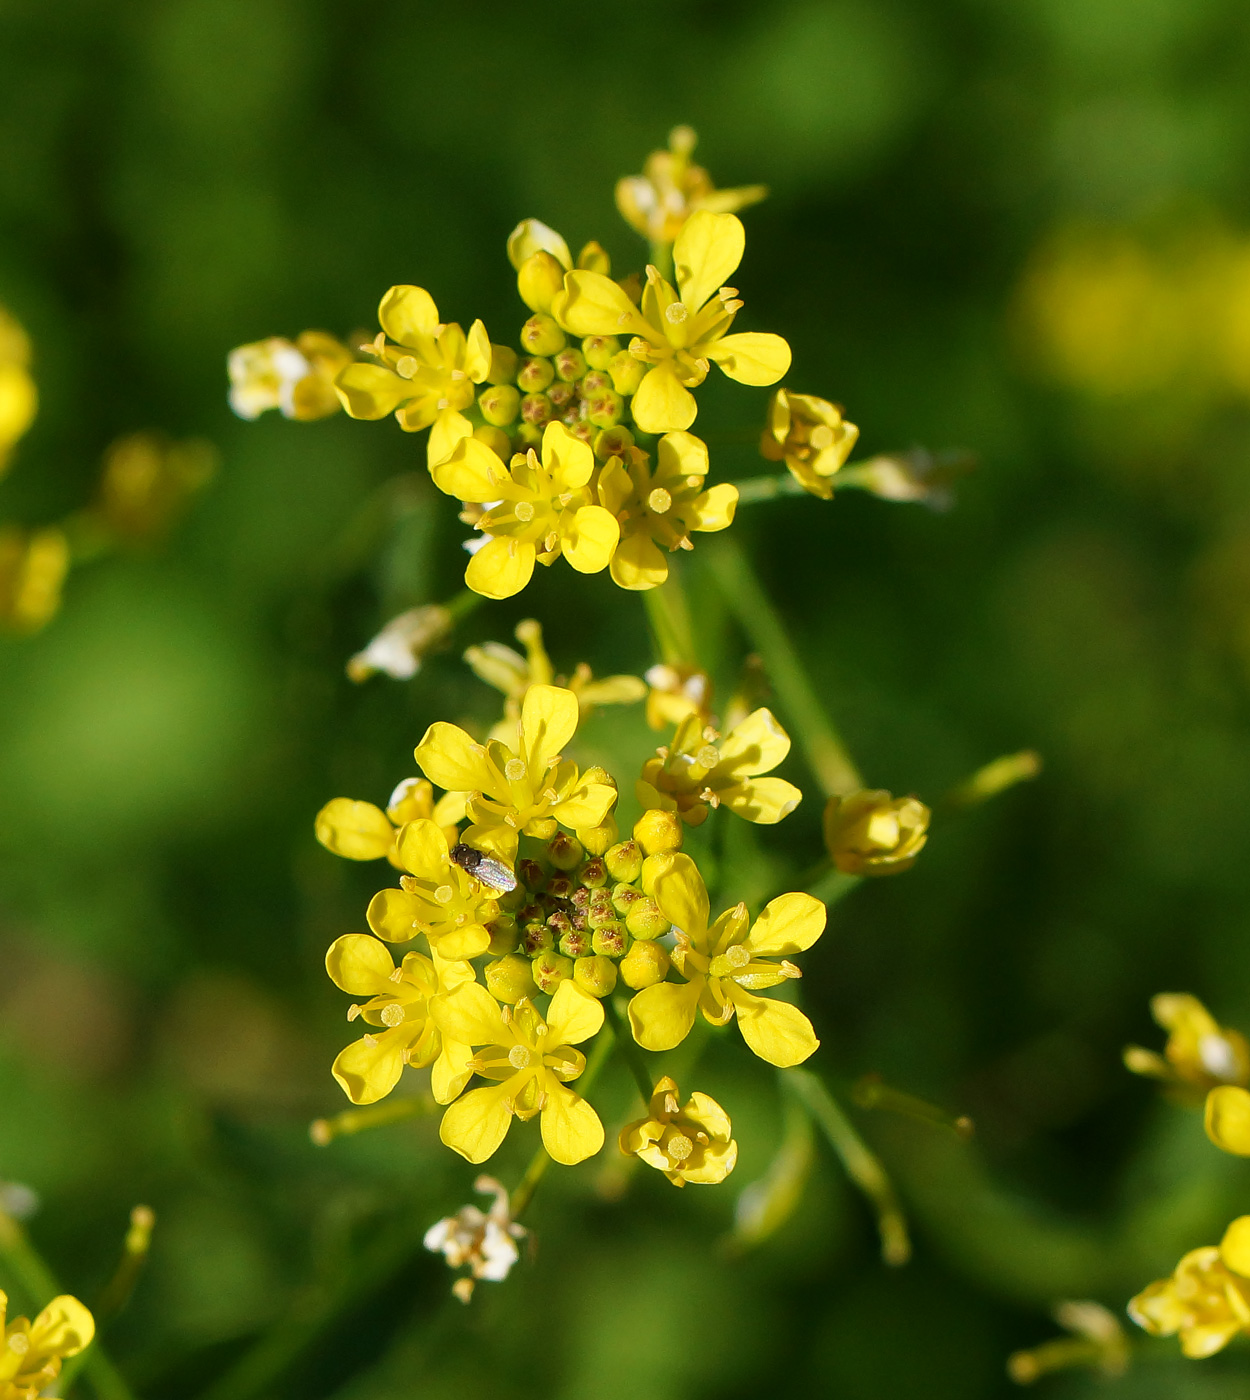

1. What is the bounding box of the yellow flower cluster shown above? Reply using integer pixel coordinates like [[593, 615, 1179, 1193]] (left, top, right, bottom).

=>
[[0, 308, 36, 478], [1131, 1218, 1250, 1358], [0, 1293, 94, 1400]]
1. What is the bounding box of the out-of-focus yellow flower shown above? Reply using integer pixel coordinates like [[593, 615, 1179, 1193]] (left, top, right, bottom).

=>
[[597, 432, 737, 589], [760, 390, 859, 500], [0, 526, 69, 634], [424, 1176, 527, 1303], [347, 604, 453, 682], [1124, 993, 1250, 1094], [615, 126, 767, 246], [619, 1075, 737, 1186], [628, 852, 824, 1066], [325, 933, 475, 1105], [638, 708, 801, 827], [227, 331, 353, 421], [0, 1292, 94, 1400], [92, 432, 216, 541], [1204, 1084, 1250, 1155], [553, 211, 790, 434], [1129, 1222, 1250, 1358], [433, 422, 619, 600], [315, 778, 463, 866], [644, 662, 714, 731], [836, 449, 972, 510], [0, 307, 37, 475], [1007, 1301, 1129, 1384], [366, 819, 500, 961], [432, 980, 605, 1165], [415, 684, 617, 864], [465, 618, 645, 745], [335, 286, 490, 434], [823, 790, 929, 875]]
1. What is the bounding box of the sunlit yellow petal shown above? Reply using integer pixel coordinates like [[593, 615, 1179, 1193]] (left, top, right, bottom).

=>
[[717, 708, 791, 777], [1206, 1085, 1250, 1155], [427, 408, 474, 467], [431, 436, 509, 503], [562, 505, 619, 574], [541, 1083, 605, 1165], [415, 721, 492, 794], [333, 1030, 407, 1104], [631, 364, 698, 434], [545, 978, 606, 1047], [325, 933, 395, 995], [610, 530, 669, 590], [431, 981, 506, 1047], [465, 319, 491, 382], [29, 1297, 94, 1358], [749, 892, 826, 956], [314, 798, 394, 860], [729, 987, 818, 1066], [656, 429, 708, 480], [541, 420, 595, 489], [334, 363, 413, 419], [674, 210, 745, 311], [628, 978, 702, 1051], [643, 852, 709, 942], [378, 285, 439, 345], [721, 776, 803, 823], [551, 780, 617, 832], [1221, 1217, 1250, 1277], [365, 888, 423, 944], [394, 818, 450, 881], [553, 270, 647, 338], [691, 483, 738, 532], [507, 218, 572, 272], [466, 535, 536, 600], [431, 1037, 475, 1105], [520, 683, 579, 771], [440, 1083, 514, 1163], [428, 924, 491, 960], [705, 332, 792, 386]]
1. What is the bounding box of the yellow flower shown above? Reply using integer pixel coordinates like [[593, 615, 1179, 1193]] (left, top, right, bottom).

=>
[[553, 210, 791, 434], [0, 527, 69, 634], [1129, 1222, 1250, 1358], [326, 934, 476, 1105], [760, 390, 859, 500], [823, 790, 930, 876], [506, 219, 612, 315], [346, 605, 453, 683], [432, 980, 605, 1165], [432, 422, 619, 600], [615, 126, 767, 246], [93, 432, 217, 541], [335, 286, 490, 433], [1205, 1084, 1250, 1155], [1124, 993, 1250, 1094], [597, 433, 737, 589], [627, 852, 825, 1066], [619, 1075, 738, 1186], [644, 663, 714, 731], [227, 331, 353, 421], [315, 778, 463, 866], [637, 708, 802, 827], [414, 684, 617, 864], [465, 618, 645, 744], [0, 307, 37, 475], [0, 1292, 94, 1400], [365, 819, 500, 960]]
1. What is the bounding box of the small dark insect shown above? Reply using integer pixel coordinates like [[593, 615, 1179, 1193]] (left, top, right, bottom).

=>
[[449, 842, 518, 894]]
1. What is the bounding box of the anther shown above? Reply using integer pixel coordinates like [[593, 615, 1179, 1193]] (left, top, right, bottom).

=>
[[347, 1005, 363, 1022], [362, 1033, 378, 1047], [664, 1093, 680, 1115], [380, 1003, 406, 1027], [505, 758, 527, 782], [389, 966, 405, 982]]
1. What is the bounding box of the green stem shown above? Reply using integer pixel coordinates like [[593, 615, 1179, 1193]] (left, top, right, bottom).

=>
[[603, 996, 655, 1104], [310, 1093, 436, 1146], [730, 473, 812, 504], [0, 1211, 137, 1400], [642, 571, 697, 666], [703, 537, 862, 798], [443, 588, 484, 624], [785, 1070, 910, 1266], [648, 240, 675, 283]]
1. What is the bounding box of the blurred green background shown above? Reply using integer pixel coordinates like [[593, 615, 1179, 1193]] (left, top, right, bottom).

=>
[[5, 0, 1250, 1395]]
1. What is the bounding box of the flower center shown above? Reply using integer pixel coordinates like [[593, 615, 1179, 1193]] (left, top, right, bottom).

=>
[[665, 302, 689, 324], [379, 1003, 406, 1027], [434, 883, 455, 904], [514, 500, 535, 522], [647, 487, 673, 514], [508, 1045, 532, 1069], [505, 758, 527, 782], [725, 943, 751, 968], [667, 1133, 694, 1161], [695, 743, 721, 770], [809, 425, 835, 450]]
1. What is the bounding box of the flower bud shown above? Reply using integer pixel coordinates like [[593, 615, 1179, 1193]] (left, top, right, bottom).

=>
[[567, 419, 594, 444], [521, 393, 553, 425], [531, 950, 574, 993], [548, 380, 577, 411], [593, 426, 635, 461], [612, 882, 643, 917], [608, 350, 647, 396], [479, 384, 520, 426], [576, 240, 611, 275], [591, 922, 628, 958], [574, 954, 618, 998], [487, 916, 519, 956], [620, 940, 670, 990], [634, 809, 683, 855], [517, 356, 555, 393], [546, 830, 584, 871], [487, 344, 518, 385], [576, 816, 618, 855], [514, 422, 543, 449], [523, 920, 554, 955], [582, 335, 621, 370], [626, 897, 670, 941], [587, 390, 625, 429], [517, 859, 547, 891], [823, 790, 930, 876], [554, 347, 587, 382], [580, 369, 612, 397], [604, 840, 642, 884], [517, 251, 567, 316], [546, 874, 574, 900], [520, 313, 567, 357], [474, 425, 512, 459], [559, 927, 593, 959], [587, 895, 618, 930], [485, 954, 538, 1004], [577, 857, 608, 889]]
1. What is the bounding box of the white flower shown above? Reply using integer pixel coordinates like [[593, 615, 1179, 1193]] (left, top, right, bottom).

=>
[[346, 605, 453, 683], [423, 1176, 527, 1301]]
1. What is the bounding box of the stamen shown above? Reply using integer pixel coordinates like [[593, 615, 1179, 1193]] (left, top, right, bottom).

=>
[[347, 1004, 363, 1021], [389, 967, 405, 983], [664, 1092, 680, 1115], [779, 959, 802, 979], [362, 1033, 378, 1047]]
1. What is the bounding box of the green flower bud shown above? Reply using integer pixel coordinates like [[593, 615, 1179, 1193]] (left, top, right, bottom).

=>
[[546, 909, 572, 941], [591, 921, 627, 958], [547, 830, 584, 871], [576, 816, 618, 855], [605, 839, 642, 884], [517, 251, 567, 316], [531, 950, 574, 993], [620, 940, 670, 990], [479, 384, 521, 426], [587, 894, 618, 930], [593, 427, 635, 461], [514, 422, 543, 449], [474, 425, 512, 459], [559, 926, 593, 959], [567, 419, 595, 444], [608, 350, 647, 396], [548, 380, 577, 411], [611, 882, 643, 917], [517, 356, 555, 393], [523, 920, 554, 955], [554, 347, 587, 382], [577, 857, 608, 889], [574, 954, 617, 999], [576, 240, 610, 275], [487, 344, 518, 385], [625, 897, 670, 941], [546, 874, 574, 901], [634, 809, 683, 855], [521, 393, 553, 425], [587, 390, 624, 429], [487, 915, 519, 956], [486, 954, 538, 1004], [582, 335, 621, 371], [521, 314, 567, 357], [580, 369, 611, 397]]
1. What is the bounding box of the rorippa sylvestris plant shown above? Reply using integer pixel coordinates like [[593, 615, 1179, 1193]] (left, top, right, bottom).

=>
[[232, 126, 1016, 1307]]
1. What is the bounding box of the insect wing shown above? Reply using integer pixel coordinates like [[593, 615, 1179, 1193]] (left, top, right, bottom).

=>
[[450, 843, 518, 894]]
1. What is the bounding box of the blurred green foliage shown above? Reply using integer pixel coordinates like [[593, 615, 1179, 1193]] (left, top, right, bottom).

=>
[[5, 0, 1250, 1396]]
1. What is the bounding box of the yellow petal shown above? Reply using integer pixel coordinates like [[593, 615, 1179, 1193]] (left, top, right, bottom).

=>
[[466, 535, 536, 599], [29, 1297, 94, 1358], [333, 1030, 407, 1104], [684, 1090, 733, 1142], [427, 923, 491, 960], [431, 1037, 475, 1105], [335, 363, 413, 419], [628, 978, 702, 1051], [461, 820, 519, 865], [552, 270, 646, 338], [517, 251, 567, 315], [431, 981, 505, 1046], [656, 430, 708, 480], [415, 721, 492, 794], [680, 1137, 738, 1185], [394, 818, 450, 881], [610, 531, 669, 590], [717, 708, 791, 777], [1221, 1217, 1250, 1276], [507, 218, 572, 272], [551, 780, 617, 832], [631, 364, 698, 434], [431, 436, 509, 503], [325, 933, 395, 994], [562, 505, 619, 574], [1206, 1085, 1250, 1154], [721, 776, 803, 824], [545, 978, 605, 1047], [729, 988, 818, 1066], [749, 892, 826, 956], [596, 456, 632, 514], [366, 888, 423, 944], [379, 285, 439, 345], [541, 1083, 605, 1165], [706, 332, 792, 386], [440, 1083, 513, 1163], [465, 319, 491, 382], [576, 674, 648, 707], [427, 408, 474, 468], [314, 798, 394, 860], [520, 684, 580, 770], [691, 483, 738, 532], [541, 420, 594, 489], [643, 852, 709, 942], [673, 210, 745, 311]]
